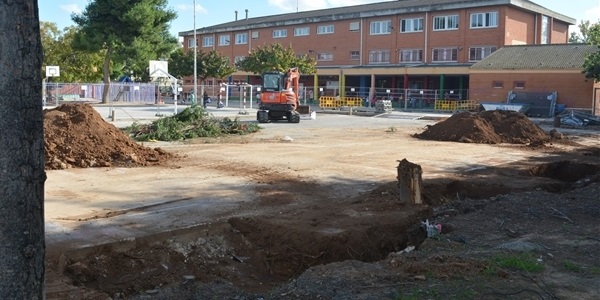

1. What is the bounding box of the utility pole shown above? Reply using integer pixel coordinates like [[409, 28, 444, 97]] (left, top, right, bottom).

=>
[[193, 0, 198, 101]]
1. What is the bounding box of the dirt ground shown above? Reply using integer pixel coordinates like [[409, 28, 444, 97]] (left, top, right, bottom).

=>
[[43, 104, 600, 299]]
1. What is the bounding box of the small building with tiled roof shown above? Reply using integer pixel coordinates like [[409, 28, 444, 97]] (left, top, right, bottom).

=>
[[469, 44, 600, 115]]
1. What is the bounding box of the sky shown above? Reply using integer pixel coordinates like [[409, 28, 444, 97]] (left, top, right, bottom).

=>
[[39, 0, 600, 37]]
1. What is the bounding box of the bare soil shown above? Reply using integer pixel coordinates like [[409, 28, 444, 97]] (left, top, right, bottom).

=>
[[43, 104, 600, 299]]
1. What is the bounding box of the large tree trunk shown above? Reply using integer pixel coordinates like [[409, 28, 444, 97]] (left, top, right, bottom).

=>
[[101, 45, 113, 104], [0, 1, 46, 298]]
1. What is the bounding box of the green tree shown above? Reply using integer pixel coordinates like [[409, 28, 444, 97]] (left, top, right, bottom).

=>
[[581, 21, 600, 81], [236, 43, 317, 75], [41, 22, 105, 82], [0, 0, 45, 298], [570, 20, 600, 44], [72, 0, 178, 103], [168, 48, 236, 80]]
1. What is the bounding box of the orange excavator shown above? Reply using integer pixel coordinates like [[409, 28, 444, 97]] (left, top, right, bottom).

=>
[[257, 67, 301, 123]]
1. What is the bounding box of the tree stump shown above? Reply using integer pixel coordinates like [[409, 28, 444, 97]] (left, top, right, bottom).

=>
[[397, 159, 423, 204]]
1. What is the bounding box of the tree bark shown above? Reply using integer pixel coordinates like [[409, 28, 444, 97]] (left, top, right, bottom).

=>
[[101, 45, 113, 104], [397, 159, 423, 205], [0, 1, 46, 299]]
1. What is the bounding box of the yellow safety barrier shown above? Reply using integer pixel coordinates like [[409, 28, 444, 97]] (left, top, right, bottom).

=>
[[319, 96, 364, 108], [434, 100, 478, 111], [319, 96, 337, 108], [344, 97, 363, 107]]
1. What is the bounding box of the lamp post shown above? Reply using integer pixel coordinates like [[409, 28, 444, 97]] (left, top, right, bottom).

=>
[[193, 0, 197, 101]]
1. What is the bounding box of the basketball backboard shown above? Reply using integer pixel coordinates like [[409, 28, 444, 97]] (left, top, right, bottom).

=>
[[46, 66, 60, 77], [149, 60, 169, 79]]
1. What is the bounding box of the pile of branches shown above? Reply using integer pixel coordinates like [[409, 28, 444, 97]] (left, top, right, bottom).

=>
[[126, 106, 260, 141]]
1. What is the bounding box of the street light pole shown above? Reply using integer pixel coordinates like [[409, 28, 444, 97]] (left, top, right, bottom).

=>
[[193, 0, 197, 101]]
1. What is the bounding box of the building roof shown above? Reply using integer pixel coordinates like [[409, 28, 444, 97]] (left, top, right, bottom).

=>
[[179, 0, 576, 36], [470, 44, 599, 70]]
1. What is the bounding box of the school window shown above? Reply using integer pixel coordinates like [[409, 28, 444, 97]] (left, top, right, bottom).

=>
[[234, 56, 245, 64], [541, 16, 549, 44], [492, 81, 504, 89], [349, 50, 360, 60], [202, 36, 214, 47], [187, 38, 197, 48], [433, 15, 459, 30], [294, 27, 309, 36], [316, 52, 333, 61], [469, 46, 497, 61], [400, 49, 423, 62], [370, 20, 392, 35], [514, 81, 526, 89], [235, 33, 248, 44], [218, 35, 230, 46], [470, 12, 498, 28], [317, 25, 334, 34], [368, 50, 391, 63], [272, 29, 287, 38], [432, 48, 458, 62], [401, 18, 423, 33]]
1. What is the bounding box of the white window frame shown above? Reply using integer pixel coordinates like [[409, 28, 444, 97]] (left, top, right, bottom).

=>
[[370, 20, 392, 35], [399, 49, 423, 63], [433, 15, 459, 31], [431, 48, 458, 62], [349, 50, 360, 60], [294, 27, 310, 36], [401, 18, 423, 33], [272, 29, 287, 38], [316, 52, 333, 61], [187, 38, 197, 48], [470, 12, 498, 28], [368, 50, 391, 64], [202, 36, 214, 47], [218, 35, 230, 46], [317, 25, 334, 34], [468, 46, 497, 61], [235, 33, 248, 45]]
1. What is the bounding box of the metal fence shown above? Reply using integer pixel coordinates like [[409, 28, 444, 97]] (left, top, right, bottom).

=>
[[42, 82, 158, 106]]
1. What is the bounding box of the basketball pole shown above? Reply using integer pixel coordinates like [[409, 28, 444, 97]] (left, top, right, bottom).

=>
[[193, 0, 197, 104]]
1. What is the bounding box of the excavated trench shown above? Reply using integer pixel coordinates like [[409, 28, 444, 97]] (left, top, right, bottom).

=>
[[58, 160, 600, 298], [46, 105, 600, 297]]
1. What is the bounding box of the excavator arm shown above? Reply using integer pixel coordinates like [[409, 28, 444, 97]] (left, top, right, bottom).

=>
[[284, 68, 300, 108]]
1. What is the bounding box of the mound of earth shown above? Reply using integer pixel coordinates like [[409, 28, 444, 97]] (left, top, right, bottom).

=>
[[413, 110, 550, 144], [44, 103, 173, 170]]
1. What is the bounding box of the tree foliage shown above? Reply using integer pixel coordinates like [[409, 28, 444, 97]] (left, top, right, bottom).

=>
[[236, 43, 317, 75], [41, 22, 105, 82], [580, 21, 600, 81], [72, 0, 178, 102], [168, 48, 236, 80], [569, 20, 600, 44]]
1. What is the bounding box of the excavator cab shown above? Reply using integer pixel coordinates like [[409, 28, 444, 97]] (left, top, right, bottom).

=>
[[262, 72, 284, 92], [257, 69, 301, 123]]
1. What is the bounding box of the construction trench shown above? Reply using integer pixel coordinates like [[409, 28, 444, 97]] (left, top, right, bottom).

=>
[[43, 104, 600, 299]]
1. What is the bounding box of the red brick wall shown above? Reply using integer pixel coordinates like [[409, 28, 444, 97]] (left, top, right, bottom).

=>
[[551, 21, 569, 43], [504, 7, 535, 45], [469, 71, 595, 109]]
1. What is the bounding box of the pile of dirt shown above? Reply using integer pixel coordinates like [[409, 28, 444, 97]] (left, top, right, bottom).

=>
[[413, 110, 550, 144], [44, 103, 173, 170]]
